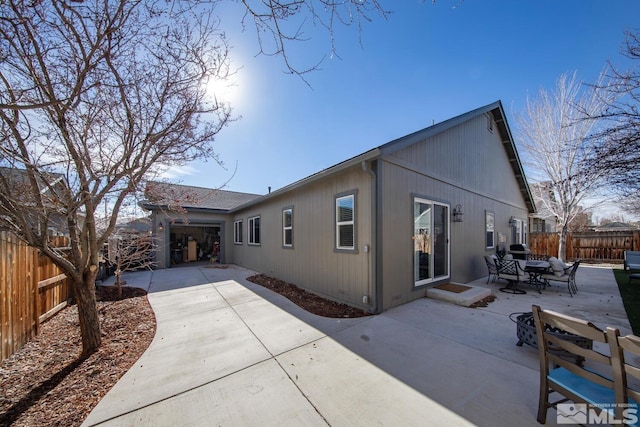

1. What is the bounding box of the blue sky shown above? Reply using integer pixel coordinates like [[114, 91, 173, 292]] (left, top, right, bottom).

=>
[[171, 1, 639, 202]]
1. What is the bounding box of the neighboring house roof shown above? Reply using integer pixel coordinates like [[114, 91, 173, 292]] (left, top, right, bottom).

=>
[[0, 167, 67, 203], [593, 222, 639, 232], [142, 182, 261, 212], [233, 100, 536, 213], [115, 217, 152, 234]]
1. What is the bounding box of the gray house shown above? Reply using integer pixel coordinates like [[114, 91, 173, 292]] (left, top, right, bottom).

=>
[[143, 101, 535, 313]]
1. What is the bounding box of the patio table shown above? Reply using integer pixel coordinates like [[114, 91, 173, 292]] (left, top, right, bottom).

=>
[[524, 260, 550, 293]]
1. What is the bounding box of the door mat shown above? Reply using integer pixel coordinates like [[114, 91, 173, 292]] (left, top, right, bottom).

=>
[[433, 283, 472, 293]]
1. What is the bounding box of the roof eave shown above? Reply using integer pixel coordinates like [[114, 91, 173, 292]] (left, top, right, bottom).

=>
[[139, 202, 230, 215], [230, 148, 382, 212], [491, 103, 537, 213]]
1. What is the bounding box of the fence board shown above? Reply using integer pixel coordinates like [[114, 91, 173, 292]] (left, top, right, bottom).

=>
[[529, 230, 640, 262], [0, 231, 73, 361]]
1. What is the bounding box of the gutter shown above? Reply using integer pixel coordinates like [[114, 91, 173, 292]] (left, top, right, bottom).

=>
[[362, 160, 380, 314]]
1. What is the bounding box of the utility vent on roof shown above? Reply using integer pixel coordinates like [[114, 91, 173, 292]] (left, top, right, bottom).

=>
[[486, 112, 494, 133]]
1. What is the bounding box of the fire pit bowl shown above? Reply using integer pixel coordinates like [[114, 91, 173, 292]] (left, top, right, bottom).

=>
[[510, 312, 593, 363]]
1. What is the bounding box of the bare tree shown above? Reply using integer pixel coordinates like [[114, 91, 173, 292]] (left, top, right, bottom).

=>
[[105, 231, 155, 299], [239, 0, 389, 79], [517, 72, 614, 261], [586, 30, 640, 216], [0, 0, 233, 356], [0, 0, 389, 356]]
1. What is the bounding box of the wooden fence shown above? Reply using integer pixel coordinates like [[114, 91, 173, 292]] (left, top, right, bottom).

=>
[[1, 231, 73, 362], [529, 230, 640, 263]]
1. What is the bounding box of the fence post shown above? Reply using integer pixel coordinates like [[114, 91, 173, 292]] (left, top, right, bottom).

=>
[[33, 248, 40, 335]]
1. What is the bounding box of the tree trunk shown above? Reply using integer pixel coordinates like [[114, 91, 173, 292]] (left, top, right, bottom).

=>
[[115, 270, 122, 300], [558, 225, 568, 262], [74, 268, 102, 356]]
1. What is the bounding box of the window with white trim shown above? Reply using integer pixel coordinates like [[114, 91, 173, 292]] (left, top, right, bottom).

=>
[[234, 220, 243, 244], [336, 194, 355, 250], [282, 208, 293, 247], [486, 211, 495, 249], [248, 216, 260, 245], [513, 218, 526, 245]]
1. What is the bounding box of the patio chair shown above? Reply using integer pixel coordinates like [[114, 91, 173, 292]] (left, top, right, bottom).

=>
[[540, 259, 581, 296], [532, 305, 617, 424], [624, 251, 640, 271], [483, 255, 498, 283], [607, 328, 640, 422], [495, 258, 526, 294]]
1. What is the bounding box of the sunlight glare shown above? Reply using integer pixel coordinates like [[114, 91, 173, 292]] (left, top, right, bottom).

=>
[[205, 74, 242, 107]]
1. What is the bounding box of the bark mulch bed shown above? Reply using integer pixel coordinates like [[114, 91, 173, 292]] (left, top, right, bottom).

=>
[[247, 274, 371, 318], [0, 286, 155, 427]]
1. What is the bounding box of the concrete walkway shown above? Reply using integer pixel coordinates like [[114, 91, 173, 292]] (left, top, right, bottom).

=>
[[82, 264, 631, 426]]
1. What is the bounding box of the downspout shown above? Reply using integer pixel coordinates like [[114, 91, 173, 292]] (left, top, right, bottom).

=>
[[362, 160, 380, 314]]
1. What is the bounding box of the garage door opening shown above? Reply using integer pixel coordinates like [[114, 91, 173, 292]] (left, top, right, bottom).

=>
[[169, 225, 221, 265]]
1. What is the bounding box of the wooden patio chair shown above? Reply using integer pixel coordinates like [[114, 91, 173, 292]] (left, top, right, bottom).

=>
[[532, 305, 617, 424], [607, 328, 640, 422]]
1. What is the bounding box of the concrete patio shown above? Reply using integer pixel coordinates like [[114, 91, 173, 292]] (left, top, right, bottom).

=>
[[82, 264, 631, 426]]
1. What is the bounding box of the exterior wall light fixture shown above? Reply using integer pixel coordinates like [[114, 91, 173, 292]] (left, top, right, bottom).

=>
[[453, 204, 464, 222], [158, 221, 164, 232]]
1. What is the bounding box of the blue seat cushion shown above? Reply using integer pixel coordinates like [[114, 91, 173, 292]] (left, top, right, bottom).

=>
[[548, 367, 615, 407], [550, 368, 640, 426]]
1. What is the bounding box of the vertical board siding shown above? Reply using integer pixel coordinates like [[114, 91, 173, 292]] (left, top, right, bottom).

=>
[[380, 115, 530, 310], [1, 231, 72, 361], [233, 166, 372, 309]]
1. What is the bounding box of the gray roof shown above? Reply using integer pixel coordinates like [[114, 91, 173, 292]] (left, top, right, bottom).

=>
[[142, 182, 261, 212], [238, 100, 536, 213], [144, 101, 535, 215]]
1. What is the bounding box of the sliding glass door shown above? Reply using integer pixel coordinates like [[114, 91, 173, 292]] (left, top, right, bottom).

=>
[[414, 198, 450, 286]]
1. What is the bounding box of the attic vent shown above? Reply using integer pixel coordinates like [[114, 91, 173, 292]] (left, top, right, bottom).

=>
[[486, 113, 494, 133]]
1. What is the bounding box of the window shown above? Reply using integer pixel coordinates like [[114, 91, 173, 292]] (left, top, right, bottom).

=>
[[282, 208, 293, 247], [513, 218, 526, 245], [336, 194, 355, 250], [485, 211, 495, 249], [248, 216, 260, 245], [234, 220, 243, 244]]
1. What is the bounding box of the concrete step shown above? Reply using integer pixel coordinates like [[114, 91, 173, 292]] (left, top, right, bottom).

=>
[[426, 283, 492, 307]]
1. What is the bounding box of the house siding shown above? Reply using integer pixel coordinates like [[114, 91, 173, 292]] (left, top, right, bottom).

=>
[[145, 102, 534, 315], [378, 114, 529, 310], [232, 165, 374, 310]]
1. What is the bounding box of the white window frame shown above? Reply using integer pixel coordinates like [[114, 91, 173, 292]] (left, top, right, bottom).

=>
[[514, 218, 526, 245], [335, 194, 355, 251], [282, 208, 293, 248], [234, 220, 243, 244], [486, 211, 495, 249], [248, 216, 261, 245]]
